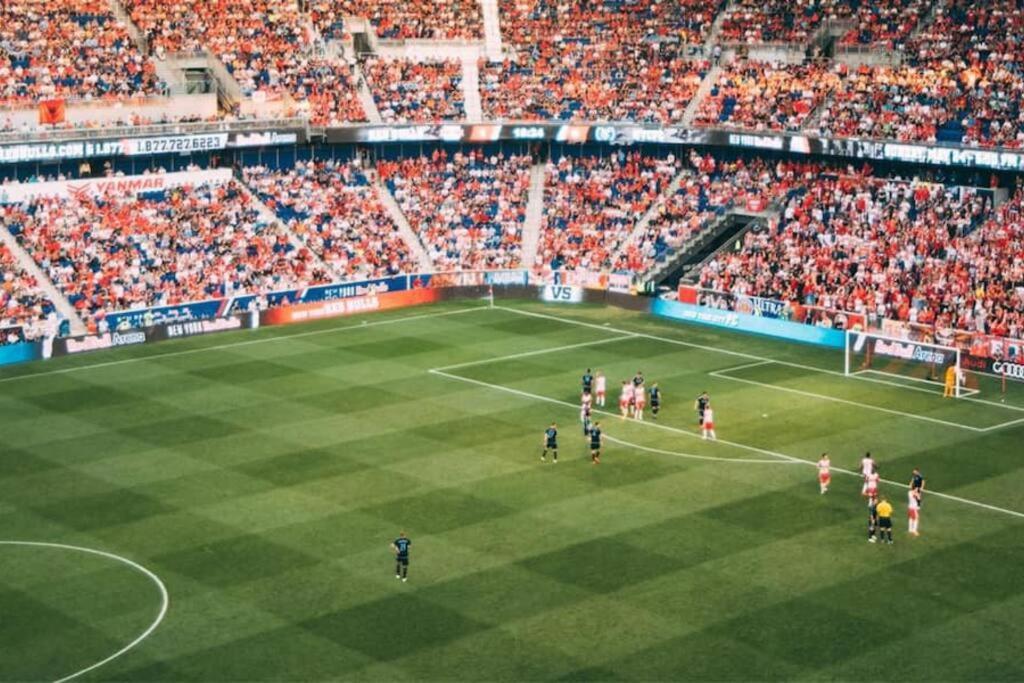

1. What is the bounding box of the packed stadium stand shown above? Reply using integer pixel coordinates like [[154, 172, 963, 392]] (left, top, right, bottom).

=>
[[0, 0, 161, 104], [1, 0, 1023, 353], [0, 242, 55, 343], [311, 0, 483, 40], [244, 159, 417, 279], [378, 150, 532, 270], [363, 58, 466, 122], [538, 152, 679, 273], [5, 178, 328, 328]]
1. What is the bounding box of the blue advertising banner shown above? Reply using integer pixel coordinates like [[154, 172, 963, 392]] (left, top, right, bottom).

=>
[[104, 275, 410, 331], [0, 341, 42, 366], [651, 299, 846, 349]]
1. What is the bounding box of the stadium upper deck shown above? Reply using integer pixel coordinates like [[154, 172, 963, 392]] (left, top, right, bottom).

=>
[[0, 0, 1022, 149]]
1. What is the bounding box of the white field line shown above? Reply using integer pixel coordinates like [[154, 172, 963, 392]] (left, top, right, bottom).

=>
[[851, 368, 981, 398], [710, 365, 985, 433], [602, 433, 799, 465], [431, 346, 1024, 521], [433, 333, 638, 372], [0, 305, 492, 386], [0, 540, 168, 682], [495, 306, 1024, 424]]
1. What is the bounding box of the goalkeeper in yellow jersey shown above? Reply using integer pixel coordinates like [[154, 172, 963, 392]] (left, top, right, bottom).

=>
[[943, 365, 958, 398]]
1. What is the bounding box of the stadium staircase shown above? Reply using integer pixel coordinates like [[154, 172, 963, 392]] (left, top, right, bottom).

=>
[[461, 59, 484, 121], [374, 177, 436, 272], [610, 169, 688, 266], [681, 64, 722, 126], [0, 226, 87, 335], [353, 63, 385, 123], [520, 162, 548, 270], [479, 0, 504, 61], [643, 204, 780, 290]]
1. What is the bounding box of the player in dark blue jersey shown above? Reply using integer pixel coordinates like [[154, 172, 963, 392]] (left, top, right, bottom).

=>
[[582, 368, 594, 394], [695, 391, 710, 427], [589, 421, 602, 464], [632, 370, 645, 388], [650, 383, 661, 419], [392, 532, 411, 581], [542, 422, 558, 463], [909, 467, 925, 507]]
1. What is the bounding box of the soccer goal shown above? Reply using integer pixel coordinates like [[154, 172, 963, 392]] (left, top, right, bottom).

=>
[[844, 330, 973, 397]]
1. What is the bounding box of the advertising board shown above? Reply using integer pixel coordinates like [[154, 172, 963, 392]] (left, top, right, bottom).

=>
[[541, 285, 584, 303], [652, 299, 846, 348], [261, 288, 440, 326], [0, 169, 233, 203]]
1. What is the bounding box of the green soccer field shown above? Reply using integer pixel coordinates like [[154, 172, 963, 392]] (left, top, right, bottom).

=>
[[2, 299, 1023, 682]]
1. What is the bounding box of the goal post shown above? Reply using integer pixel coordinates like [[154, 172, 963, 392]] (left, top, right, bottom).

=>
[[844, 330, 966, 397]]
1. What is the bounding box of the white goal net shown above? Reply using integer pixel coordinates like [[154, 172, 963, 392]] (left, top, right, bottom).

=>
[[844, 331, 969, 397]]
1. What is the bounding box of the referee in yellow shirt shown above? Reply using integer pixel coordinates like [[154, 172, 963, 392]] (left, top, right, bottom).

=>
[[876, 498, 894, 544]]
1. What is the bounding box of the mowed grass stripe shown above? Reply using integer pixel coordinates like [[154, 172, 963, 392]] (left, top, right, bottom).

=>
[[2, 301, 1022, 681]]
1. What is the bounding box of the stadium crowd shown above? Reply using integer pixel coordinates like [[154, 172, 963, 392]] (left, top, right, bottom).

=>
[[0, 243, 55, 344], [481, 0, 712, 122], [695, 172, 1024, 337], [244, 159, 417, 279], [121, 0, 365, 124], [311, 0, 483, 40], [378, 149, 532, 270], [5, 179, 328, 327], [632, 154, 791, 270], [539, 152, 679, 273], [363, 58, 465, 122], [0, 0, 161, 104], [694, 60, 841, 131]]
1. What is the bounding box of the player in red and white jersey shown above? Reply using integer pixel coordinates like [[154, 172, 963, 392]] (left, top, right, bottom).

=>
[[619, 381, 633, 418], [860, 452, 876, 495], [633, 383, 646, 420], [817, 453, 831, 494], [701, 406, 716, 440], [860, 453, 875, 478], [581, 390, 592, 413], [907, 489, 920, 535], [595, 371, 606, 407], [863, 469, 880, 498]]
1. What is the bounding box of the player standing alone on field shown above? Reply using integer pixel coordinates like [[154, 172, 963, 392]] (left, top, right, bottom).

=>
[[595, 371, 606, 407], [702, 404, 717, 440], [817, 453, 831, 494], [590, 421, 602, 464], [542, 422, 558, 463], [695, 391, 710, 428], [650, 382, 661, 419], [392, 532, 411, 582], [907, 489, 921, 536]]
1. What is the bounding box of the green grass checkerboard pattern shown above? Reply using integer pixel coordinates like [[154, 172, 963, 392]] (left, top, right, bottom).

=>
[[1, 300, 1022, 681]]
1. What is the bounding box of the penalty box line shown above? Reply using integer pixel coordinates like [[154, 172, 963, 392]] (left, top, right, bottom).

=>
[[494, 306, 1024, 432], [429, 367, 1024, 522], [710, 363, 987, 433]]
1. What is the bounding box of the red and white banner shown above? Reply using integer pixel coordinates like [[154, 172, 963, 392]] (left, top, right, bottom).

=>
[[0, 168, 233, 204]]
